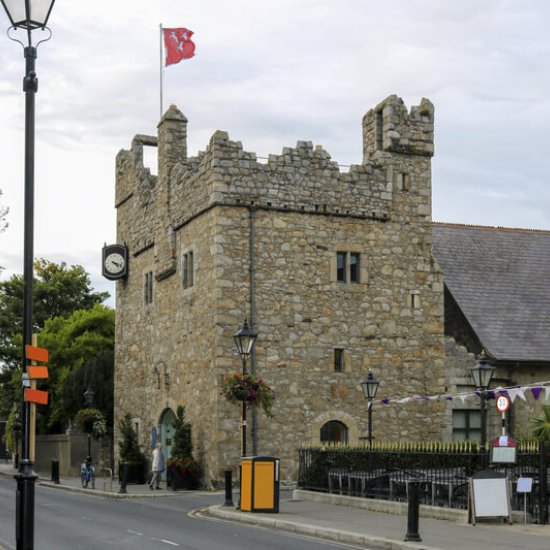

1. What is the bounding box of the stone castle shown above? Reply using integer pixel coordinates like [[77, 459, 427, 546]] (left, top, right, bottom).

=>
[[113, 95, 446, 484]]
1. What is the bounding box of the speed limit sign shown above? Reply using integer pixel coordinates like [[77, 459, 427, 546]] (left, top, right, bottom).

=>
[[496, 395, 510, 413]]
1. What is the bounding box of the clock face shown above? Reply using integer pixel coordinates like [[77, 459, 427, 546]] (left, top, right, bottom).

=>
[[105, 252, 125, 274], [102, 244, 128, 280]]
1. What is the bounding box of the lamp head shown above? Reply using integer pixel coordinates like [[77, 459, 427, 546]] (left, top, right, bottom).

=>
[[361, 370, 380, 401], [470, 350, 495, 390], [233, 319, 257, 358], [1, 0, 55, 30], [84, 387, 94, 406]]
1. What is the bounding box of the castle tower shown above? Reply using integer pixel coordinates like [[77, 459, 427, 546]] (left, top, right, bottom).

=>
[[113, 96, 445, 485]]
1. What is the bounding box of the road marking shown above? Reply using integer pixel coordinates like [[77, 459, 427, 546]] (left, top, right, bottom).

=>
[[127, 529, 143, 536], [151, 538, 179, 546]]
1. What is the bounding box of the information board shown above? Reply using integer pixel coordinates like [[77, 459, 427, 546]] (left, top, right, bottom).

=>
[[469, 471, 512, 525]]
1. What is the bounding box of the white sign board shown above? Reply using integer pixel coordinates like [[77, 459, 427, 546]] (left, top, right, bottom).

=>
[[469, 475, 512, 525], [517, 478, 533, 493]]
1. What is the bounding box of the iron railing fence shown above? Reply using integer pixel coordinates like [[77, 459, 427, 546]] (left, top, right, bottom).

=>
[[297, 444, 549, 524]]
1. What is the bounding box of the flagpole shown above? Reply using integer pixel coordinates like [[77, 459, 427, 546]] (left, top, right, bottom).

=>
[[159, 23, 163, 119]]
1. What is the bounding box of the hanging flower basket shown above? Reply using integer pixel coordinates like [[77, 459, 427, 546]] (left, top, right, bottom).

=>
[[222, 373, 275, 417], [74, 408, 107, 438]]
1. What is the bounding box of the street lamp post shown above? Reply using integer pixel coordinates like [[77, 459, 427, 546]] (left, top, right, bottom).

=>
[[84, 388, 94, 463], [12, 404, 22, 469], [470, 351, 495, 450], [233, 319, 257, 457], [0, 1, 55, 547], [361, 370, 380, 449]]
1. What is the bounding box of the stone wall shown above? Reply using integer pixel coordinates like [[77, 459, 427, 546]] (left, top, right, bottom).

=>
[[114, 95, 446, 485], [34, 433, 113, 477]]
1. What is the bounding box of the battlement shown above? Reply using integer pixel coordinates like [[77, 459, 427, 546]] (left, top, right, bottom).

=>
[[165, 126, 392, 231], [115, 95, 434, 254], [362, 95, 434, 160]]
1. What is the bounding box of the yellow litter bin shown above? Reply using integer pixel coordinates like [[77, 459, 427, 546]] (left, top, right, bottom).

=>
[[240, 456, 280, 513]]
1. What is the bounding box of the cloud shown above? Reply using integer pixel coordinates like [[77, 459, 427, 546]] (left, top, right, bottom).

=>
[[1, 0, 549, 290]]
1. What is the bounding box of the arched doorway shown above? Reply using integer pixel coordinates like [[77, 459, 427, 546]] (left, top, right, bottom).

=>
[[159, 408, 176, 479], [320, 420, 348, 444]]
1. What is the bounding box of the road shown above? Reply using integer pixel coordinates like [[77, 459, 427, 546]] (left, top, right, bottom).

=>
[[0, 478, 359, 550]]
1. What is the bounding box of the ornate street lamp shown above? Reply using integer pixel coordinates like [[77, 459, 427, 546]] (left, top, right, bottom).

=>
[[0, 1, 56, 547], [84, 388, 94, 463], [470, 351, 495, 450], [361, 370, 380, 448], [233, 319, 257, 457]]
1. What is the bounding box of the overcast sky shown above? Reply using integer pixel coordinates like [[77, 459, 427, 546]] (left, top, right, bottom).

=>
[[0, 0, 549, 303]]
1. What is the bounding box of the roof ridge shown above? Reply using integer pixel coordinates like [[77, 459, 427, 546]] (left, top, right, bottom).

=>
[[432, 221, 550, 235]]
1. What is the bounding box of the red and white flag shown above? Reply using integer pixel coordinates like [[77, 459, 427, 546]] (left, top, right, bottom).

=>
[[163, 27, 196, 66]]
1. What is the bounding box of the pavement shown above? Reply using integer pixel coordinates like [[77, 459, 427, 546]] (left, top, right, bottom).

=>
[[1, 461, 550, 549]]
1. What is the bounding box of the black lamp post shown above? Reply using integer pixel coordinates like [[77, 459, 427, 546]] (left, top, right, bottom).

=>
[[84, 388, 94, 463], [361, 370, 380, 448], [470, 351, 495, 450], [233, 319, 257, 457], [12, 404, 22, 469], [1, 2, 55, 547]]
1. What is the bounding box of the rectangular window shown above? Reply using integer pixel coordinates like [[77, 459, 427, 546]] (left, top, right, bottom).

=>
[[336, 252, 346, 283], [334, 349, 344, 372], [144, 271, 153, 305], [452, 410, 481, 442], [183, 251, 194, 289], [336, 252, 361, 284]]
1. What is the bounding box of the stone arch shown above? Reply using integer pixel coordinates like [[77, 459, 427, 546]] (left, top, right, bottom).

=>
[[309, 411, 361, 444]]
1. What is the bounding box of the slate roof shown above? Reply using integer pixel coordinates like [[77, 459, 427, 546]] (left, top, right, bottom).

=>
[[432, 223, 550, 363]]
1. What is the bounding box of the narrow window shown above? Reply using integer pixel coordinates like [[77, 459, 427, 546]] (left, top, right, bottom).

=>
[[144, 271, 153, 305], [408, 290, 420, 309], [375, 109, 383, 150], [183, 251, 194, 289], [350, 253, 360, 283], [402, 173, 410, 191], [334, 349, 344, 372], [336, 252, 346, 283]]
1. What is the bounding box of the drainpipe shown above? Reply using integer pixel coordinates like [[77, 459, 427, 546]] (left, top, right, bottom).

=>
[[249, 205, 258, 455]]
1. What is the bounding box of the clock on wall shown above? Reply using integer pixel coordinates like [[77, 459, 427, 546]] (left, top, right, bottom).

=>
[[102, 243, 128, 280]]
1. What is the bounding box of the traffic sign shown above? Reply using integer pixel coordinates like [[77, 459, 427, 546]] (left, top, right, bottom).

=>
[[496, 395, 510, 413]]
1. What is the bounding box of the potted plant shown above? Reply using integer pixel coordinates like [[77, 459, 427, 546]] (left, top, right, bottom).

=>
[[222, 372, 274, 417], [117, 412, 147, 486], [166, 406, 200, 490]]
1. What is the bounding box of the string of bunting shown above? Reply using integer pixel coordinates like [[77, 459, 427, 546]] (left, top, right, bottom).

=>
[[376, 380, 550, 406]]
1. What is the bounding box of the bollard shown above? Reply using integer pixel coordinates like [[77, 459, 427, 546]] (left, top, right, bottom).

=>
[[224, 469, 234, 507], [51, 459, 60, 484], [118, 464, 128, 494], [404, 481, 422, 542]]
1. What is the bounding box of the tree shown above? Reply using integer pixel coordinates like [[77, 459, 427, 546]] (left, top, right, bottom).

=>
[[0, 260, 110, 421], [37, 304, 114, 434], [166, 406, 200, 488], [170, 406, 193, 459], [118, 412, 146, 465]]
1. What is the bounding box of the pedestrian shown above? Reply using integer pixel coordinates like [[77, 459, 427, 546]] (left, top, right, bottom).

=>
[[150, 443, 165, 490]]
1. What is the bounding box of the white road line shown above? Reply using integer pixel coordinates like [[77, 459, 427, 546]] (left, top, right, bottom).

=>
[[151, 538, 179, 546], [126, 529, 143, 536]]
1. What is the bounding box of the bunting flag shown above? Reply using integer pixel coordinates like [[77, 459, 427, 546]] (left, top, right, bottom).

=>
[[376, 380, 550, 407], [163, 27, 196, 66]]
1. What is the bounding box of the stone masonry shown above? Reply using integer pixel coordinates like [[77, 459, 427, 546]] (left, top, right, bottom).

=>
[[113, 95, 446, 485]]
